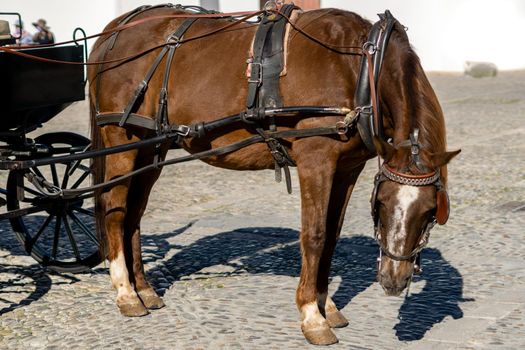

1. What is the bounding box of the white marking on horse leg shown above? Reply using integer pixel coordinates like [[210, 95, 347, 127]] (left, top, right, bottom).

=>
[[109, 251, 137, 304], [301, 302, 328, 330]]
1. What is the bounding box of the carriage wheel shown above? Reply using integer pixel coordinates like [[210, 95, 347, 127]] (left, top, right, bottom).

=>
[[6, 132, 106, 273]]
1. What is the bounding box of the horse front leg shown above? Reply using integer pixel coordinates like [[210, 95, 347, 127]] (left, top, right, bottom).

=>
[[101, 128, 148, 317], [296, 157, 338, 345], [317, 166, 364, 329]]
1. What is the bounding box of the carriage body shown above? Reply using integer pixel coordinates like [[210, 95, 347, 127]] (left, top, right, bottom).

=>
[[0, 31, 106, 272], [0, 45, 85, 134]]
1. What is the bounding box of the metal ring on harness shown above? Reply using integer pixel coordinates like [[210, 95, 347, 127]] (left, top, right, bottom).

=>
[[362, 41, 378, 55]]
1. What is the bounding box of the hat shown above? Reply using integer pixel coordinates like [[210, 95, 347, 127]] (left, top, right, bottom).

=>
[[0, 20, 11, 39], [32, 18, 50, 30]]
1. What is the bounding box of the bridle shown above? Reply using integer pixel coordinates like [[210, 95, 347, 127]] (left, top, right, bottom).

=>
[[370, 130, 450, 267]]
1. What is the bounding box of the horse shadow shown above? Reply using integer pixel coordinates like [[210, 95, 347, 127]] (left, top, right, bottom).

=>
[[394, 248, 472, 341], [144, 225, 468, 340]]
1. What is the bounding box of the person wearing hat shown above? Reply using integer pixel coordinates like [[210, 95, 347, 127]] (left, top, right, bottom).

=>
[[32, 18, 54, 44], [14, 19, 34, 45]]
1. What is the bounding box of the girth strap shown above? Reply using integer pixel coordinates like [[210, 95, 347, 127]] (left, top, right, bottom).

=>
[[245, 4, 296, 192]]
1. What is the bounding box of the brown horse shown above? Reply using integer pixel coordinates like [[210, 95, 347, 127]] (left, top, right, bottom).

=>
[[88, 5, 459, 345]]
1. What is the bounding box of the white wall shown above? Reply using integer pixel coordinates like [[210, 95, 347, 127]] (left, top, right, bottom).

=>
[[3, 0, 524, 71], [2, 0, 118, 44], [323, 0, 525, 71]]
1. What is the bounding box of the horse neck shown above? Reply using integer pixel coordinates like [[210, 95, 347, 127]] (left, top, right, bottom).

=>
[[381, 35, 448, 184]]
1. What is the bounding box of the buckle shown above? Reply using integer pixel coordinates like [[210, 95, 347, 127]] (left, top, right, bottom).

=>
[[247, 61, 263, 86], [175, 125, 191, 137], [167, 34, 181, 46], [355, 105, 373, 115]]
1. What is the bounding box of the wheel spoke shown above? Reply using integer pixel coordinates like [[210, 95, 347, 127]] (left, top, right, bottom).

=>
[[73, 206, 94, 217], [51, 215, 62, 260], [31, 167, 44, 179], [20, 196, 39, 204], [68, 210, 99, 246], [23, 186, 42, 197], [50, 164, 59, 187], [63, 216, 82, 262], [26, 214, 55, 253], [71, 166, 91, 189], [2, 202, 53, 220], [61, 163, 71, 189], [68, 157, 90, 177]]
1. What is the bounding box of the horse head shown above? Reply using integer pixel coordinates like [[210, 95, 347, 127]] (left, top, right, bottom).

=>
[[371, 135, 460, 296]]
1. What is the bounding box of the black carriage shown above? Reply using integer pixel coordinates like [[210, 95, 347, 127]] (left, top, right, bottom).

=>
[[0, 14, 104, 272]]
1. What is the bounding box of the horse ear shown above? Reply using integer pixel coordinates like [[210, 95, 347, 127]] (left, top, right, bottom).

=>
[[429, 149, 461, 168], [373, 136, 395, 161]]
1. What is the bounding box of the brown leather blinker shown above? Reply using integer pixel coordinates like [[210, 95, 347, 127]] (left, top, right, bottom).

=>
[[435, 189, 450, 225]]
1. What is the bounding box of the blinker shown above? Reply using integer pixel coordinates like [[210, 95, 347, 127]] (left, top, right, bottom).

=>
[[435, 189, 450, 225]]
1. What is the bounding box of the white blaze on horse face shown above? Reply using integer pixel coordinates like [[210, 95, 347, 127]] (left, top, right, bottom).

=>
[[387, 185, 423, 256]]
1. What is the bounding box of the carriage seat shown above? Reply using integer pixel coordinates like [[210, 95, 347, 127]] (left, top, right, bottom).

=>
[[0, 20, 16, 46]]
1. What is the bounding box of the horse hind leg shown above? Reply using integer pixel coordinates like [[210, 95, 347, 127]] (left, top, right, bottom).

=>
[[316, 167, 363, 329], [126, 226, 165, 310], [124, 148, 168, 310], [100, 128, 148, 317]]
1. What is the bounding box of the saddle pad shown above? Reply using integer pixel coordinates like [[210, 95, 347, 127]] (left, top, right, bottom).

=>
[[245, 8, 302, 78]]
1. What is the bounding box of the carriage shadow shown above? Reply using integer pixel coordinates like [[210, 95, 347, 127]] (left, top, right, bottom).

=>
[[0, 227, 81, 316], [144, 226, 467, 340], [0, 263, 52, 316]]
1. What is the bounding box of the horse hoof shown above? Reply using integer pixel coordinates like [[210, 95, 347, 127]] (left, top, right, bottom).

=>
[[302, 325, 339, 345], [326, 311, 349, 328], [118, 302, 149, 317], [139, 294, 165, 310]]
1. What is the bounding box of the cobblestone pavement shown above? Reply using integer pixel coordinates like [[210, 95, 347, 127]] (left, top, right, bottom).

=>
[[1, 71, 524, 349]]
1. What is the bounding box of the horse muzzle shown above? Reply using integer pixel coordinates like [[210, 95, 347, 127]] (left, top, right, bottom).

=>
[[377, 265, 412, 296]]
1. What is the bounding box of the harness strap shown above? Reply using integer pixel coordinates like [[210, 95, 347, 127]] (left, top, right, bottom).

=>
[[114, 18, 197, 128], [96, 4, 176, 112], [245, 4, 296, 191], [97, 113, 156, 129], [155, 18, 199, 134], [97, 105, 355, 142], [53, 122, 357, 199], [354, 10, 397, 153]]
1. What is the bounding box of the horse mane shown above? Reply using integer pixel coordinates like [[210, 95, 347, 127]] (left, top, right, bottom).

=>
[[380, 21, 449, 183], [390, 23, 447, 154]]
